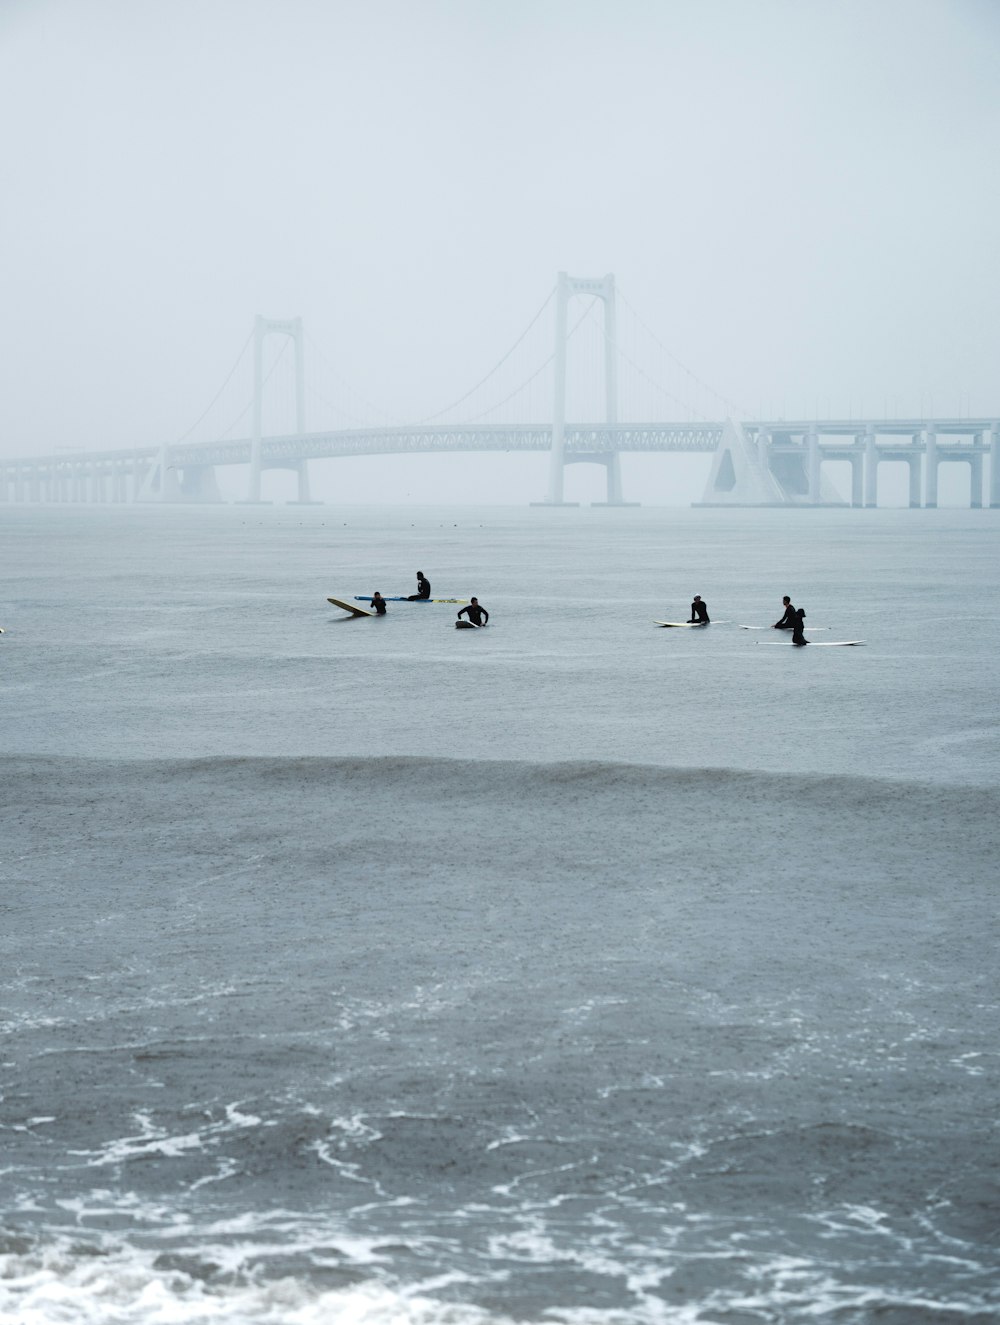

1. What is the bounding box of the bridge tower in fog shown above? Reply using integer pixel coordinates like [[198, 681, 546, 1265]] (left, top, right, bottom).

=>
[[541, 271, 627, 506], [246, 314, 312, 503]]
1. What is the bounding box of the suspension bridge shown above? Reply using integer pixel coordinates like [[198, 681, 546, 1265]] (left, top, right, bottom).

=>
[[3, 273, 998, 508]]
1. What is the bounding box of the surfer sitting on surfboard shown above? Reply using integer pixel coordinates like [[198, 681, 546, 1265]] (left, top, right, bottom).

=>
[[457, 597, 489, 627], [369, 592, 387, 615], [791, 607, 808, 646], [688, 595, 710, 624], [407, 572, 431, 601], [773, 596, 796, 629]]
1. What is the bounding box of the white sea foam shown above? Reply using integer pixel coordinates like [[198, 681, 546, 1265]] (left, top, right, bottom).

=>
[[0, 1238, 519, 1325]]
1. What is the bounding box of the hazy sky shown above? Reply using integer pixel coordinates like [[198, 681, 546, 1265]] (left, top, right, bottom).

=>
[[2, 0, 998, 504]]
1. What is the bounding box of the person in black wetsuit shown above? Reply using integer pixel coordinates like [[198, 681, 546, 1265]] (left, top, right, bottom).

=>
[[407, 572, 431, 601], [457, 597, 489, 626], [791, 606, 808, 645], [688, 595, 710, 624], [369, 592, 387, 615], [773, 596, 796, 629]]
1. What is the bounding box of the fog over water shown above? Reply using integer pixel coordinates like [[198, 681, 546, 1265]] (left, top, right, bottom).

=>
[[1, 0, 998, 505]]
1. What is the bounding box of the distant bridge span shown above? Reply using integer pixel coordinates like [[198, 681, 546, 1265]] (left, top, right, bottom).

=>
[[2, 417, 999, 507], [0, 422, 723, 507], [1, 271, 998, 506]]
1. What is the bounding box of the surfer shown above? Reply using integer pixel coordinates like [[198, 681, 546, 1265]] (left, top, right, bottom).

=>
[[369, 592, 387, 616], [791, 606, 808, 646], [457, 597, 489, 627], [773, 596, 796, 629], [688, 595, 710, 624], [407, 572, 431, 601]]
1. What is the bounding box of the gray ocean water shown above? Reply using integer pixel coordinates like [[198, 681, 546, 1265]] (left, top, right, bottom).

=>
[[1, 504, 998, 1324]]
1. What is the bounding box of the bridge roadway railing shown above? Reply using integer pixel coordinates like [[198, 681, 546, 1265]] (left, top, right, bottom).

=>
[[168, 422, 724, 468], [2, 419, 998, 506]]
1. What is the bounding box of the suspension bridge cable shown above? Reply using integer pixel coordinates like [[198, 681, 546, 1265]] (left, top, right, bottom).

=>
[[305, 378, 385, 430], [175, 327, 256, 443], [616, 343, 713, 420], [458, 297, 601, 424], [213, 338, 293, 441], [303, 332, 396, 425], [616, 286, 751, 418], [414, 285, 557, 424]]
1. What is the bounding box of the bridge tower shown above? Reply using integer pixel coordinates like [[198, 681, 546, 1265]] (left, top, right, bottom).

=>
[[246, 315, 312, 503], [543, 272, 624, 505]]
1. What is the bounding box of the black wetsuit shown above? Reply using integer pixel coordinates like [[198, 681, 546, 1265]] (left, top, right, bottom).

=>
[[370, 597, 387, 616], [407, 576, 431, 601], [791, 608, 808, 645], [458, 602, 489, 626], [774, 603, 795, 629], [689, 599, 710, 623]]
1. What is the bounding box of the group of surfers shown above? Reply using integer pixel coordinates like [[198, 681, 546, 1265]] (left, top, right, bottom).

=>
[[367, 572, 490, 627], [688, 593, 809, 644], [365, 576, 808, 642]]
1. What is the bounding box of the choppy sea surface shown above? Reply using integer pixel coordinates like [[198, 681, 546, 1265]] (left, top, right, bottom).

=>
[[2, 504, 998, 1325]]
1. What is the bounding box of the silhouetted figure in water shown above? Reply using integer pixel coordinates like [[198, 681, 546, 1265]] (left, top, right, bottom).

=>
[[407, 572, 431, 600], [457, 597, 489, 626], [791, 607, 808, 646], [688, 595, 710, 624], [369, 592, 387, 615], [774, 596, 796, 629]]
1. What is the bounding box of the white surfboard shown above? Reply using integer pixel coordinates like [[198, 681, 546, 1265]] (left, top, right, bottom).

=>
[[328, 596, 376, 617], [654, 620, 729, 628], [455, 619, 487, 629], [757, 640, 865, 647]]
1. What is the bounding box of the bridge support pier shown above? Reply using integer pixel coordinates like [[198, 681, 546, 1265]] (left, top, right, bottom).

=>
[[907, 452, 922, 508], [540, 272, 630, 505], [991, 426, 1000, 508], [969, 450, 983, 509], [848, 449, 863, 507], [924, 426, 938, 507], [248, 314, 304, 503], [286, 459, 322, 504], [807, 426, 821, 503], [179, 464, 224, 503]]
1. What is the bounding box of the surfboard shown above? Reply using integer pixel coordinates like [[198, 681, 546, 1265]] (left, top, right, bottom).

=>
[[328, 596, 376, 617], [653, 620, 728, 628], [455, 619, 486, 629], [757, 640, 865, 647], [353, 596, 469, 604]]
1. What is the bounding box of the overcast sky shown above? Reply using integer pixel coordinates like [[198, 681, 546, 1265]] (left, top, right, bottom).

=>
[[2, 0, 997, 504]]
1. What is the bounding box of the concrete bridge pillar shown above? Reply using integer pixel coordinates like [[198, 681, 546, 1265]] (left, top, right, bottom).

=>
[[849, 446, 863, 507], [540, 272, 621, 505], [864, 424, 878, 507], [969, 447, 983, 509], [806, 426, 821, 503], [907, 453, 922, 508], [247, 314, 303, 504], [990, 425, 1000, 508], [287, 458, 321, 504], [924, 425, 938, 507]]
